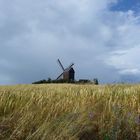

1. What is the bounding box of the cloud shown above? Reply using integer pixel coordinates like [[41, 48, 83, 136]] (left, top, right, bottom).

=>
[[120, 69, 140, 75], [106, 46, 140, 76], [0, 0, 140, 84]]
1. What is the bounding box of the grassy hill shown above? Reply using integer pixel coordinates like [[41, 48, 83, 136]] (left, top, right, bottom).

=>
[[0, 84, 139, 140]]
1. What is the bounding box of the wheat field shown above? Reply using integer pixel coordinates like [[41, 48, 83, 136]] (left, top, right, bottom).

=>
[[0, 84, 139, 140]]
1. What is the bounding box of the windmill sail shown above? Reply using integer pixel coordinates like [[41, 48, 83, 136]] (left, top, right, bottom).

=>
[[56, 72, 63, 80], [57, 59, 65, 71]]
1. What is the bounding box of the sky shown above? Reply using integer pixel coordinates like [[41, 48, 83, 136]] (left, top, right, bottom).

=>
[[0, 0, 140, 85]]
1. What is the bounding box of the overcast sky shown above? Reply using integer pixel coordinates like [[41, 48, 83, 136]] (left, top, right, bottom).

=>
[[0, 0, 140, 85]]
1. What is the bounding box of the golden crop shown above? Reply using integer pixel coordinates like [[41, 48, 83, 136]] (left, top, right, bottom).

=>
[[0, 84, 139, 140]]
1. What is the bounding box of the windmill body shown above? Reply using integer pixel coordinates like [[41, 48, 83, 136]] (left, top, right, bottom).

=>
[[57, 59, 75, 81]]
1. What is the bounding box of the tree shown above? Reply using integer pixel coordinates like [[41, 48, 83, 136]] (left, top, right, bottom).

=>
[[93, 78, 99, 85], [47, 77, 52, 83]]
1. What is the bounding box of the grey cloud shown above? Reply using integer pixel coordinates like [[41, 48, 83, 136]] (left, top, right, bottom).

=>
[[0, 0, 140, 84]]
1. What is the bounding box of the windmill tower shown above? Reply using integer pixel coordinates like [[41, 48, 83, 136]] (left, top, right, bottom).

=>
[[56, 59, 75, 82]]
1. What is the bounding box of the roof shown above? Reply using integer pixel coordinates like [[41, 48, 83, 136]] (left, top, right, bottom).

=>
[[64, 67, 75, 73]]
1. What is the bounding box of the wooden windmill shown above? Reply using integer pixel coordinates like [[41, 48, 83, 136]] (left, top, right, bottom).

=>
[[56, 59, 75, 81]]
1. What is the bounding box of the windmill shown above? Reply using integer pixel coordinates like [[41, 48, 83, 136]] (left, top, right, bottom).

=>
[[56, 59, 75, 81]]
